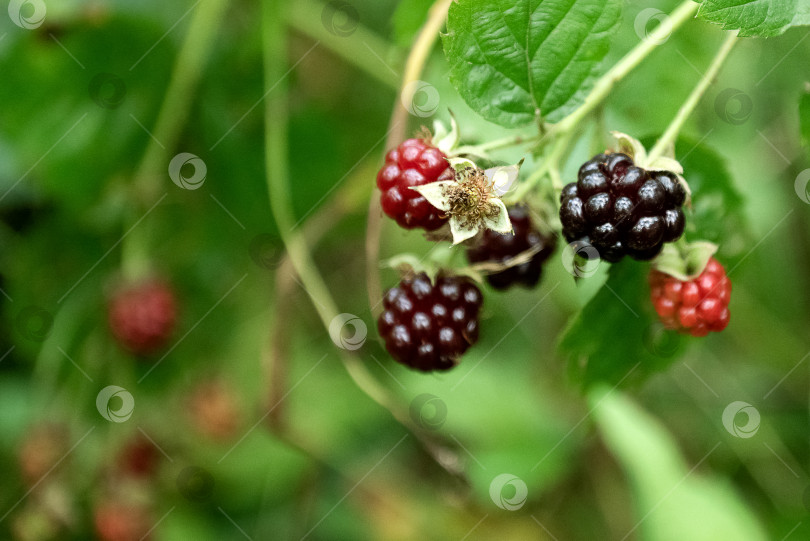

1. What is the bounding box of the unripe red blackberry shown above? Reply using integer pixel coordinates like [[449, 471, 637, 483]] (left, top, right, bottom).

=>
[[649, 257, 731, 337], [465, 206, 556, 290], [377, 272, 483, 371], [108, 279, 177, 356], [560, 153, 686, 262], [377, 138, 452, 231]]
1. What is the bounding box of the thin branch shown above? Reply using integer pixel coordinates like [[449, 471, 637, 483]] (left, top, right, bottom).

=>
[[647, 32, 738, 163], [263, 0, 468, 485]]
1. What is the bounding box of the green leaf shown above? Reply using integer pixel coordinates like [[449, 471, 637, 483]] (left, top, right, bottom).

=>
[[392, 0, 435, 46], [559, 260, 686, 388], [694, 0, 810, 37], [442, 0, 622, 127], [653, 241, 718, 281], [589, 387, 768, 541]]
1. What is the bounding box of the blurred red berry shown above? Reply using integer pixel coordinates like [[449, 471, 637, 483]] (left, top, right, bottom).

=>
[[117, 435, 160, 479], [108, 280, 177, 356], [649, 257, 731, 337], [93, 502, 153, 541], [188, 379, 241, 441], [18, 423, 69, 486]]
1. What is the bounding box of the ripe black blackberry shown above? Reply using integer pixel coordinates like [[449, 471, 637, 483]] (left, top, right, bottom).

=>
[[377, 272, 482, 372], [559, 153, 686, 262], [465, 206, 557, 290]]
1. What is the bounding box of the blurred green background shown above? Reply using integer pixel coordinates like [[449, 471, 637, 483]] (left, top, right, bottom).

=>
[[0, 0, 809, 539]]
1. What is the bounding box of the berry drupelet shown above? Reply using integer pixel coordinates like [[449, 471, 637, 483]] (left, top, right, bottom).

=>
[[377, 138, 453, 231], [108, 279, 177, 356], [466, 206, 557, 290], [560, 153, 686, 262], [649, 257, 731, 337], [377, 272, 483, 371]]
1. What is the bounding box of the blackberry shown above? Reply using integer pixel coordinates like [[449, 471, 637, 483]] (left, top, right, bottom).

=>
[[108, 279, 177, 356], [377, 138, 453, 231], [560, 153, 686, 262], [466, 206, 557, 290], [377, 272, 483, 371], [649, 257, 731, 337]]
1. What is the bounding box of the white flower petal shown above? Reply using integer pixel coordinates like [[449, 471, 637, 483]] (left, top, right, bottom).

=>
[[434, 112, 460, 154], [449, 217, 479, 245], [485, 161, 522, 196], [611, 131, 647, 164], [482, 198, 512, 234], [648, 156, 684, 175], [409, 180, 455, 212]]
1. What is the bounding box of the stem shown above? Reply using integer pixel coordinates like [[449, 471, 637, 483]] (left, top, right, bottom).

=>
[[122, 0, 229, 279], [365, 0, 453, 317], [263, 0, 467, 484], [647, 32, 738, 163], [454, 131, 543, 156], [131, 0, 229, 204], [554, 0, 698, 135], [508, 130, 573, 203], [286, 0, 400, 90]]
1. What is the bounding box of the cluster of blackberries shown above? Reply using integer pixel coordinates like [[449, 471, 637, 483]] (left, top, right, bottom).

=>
[[560, 153, 686, 262], [374, 138, 730, 373]]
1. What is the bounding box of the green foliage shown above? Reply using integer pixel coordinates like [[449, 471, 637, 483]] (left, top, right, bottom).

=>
[[590, 386, 768, 541], [559, 260, 685, 388], [694, 0, 810, 37], [392, 0, 434, 45], [442, 0, 622, 127], [675, 138, 748, 260]]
